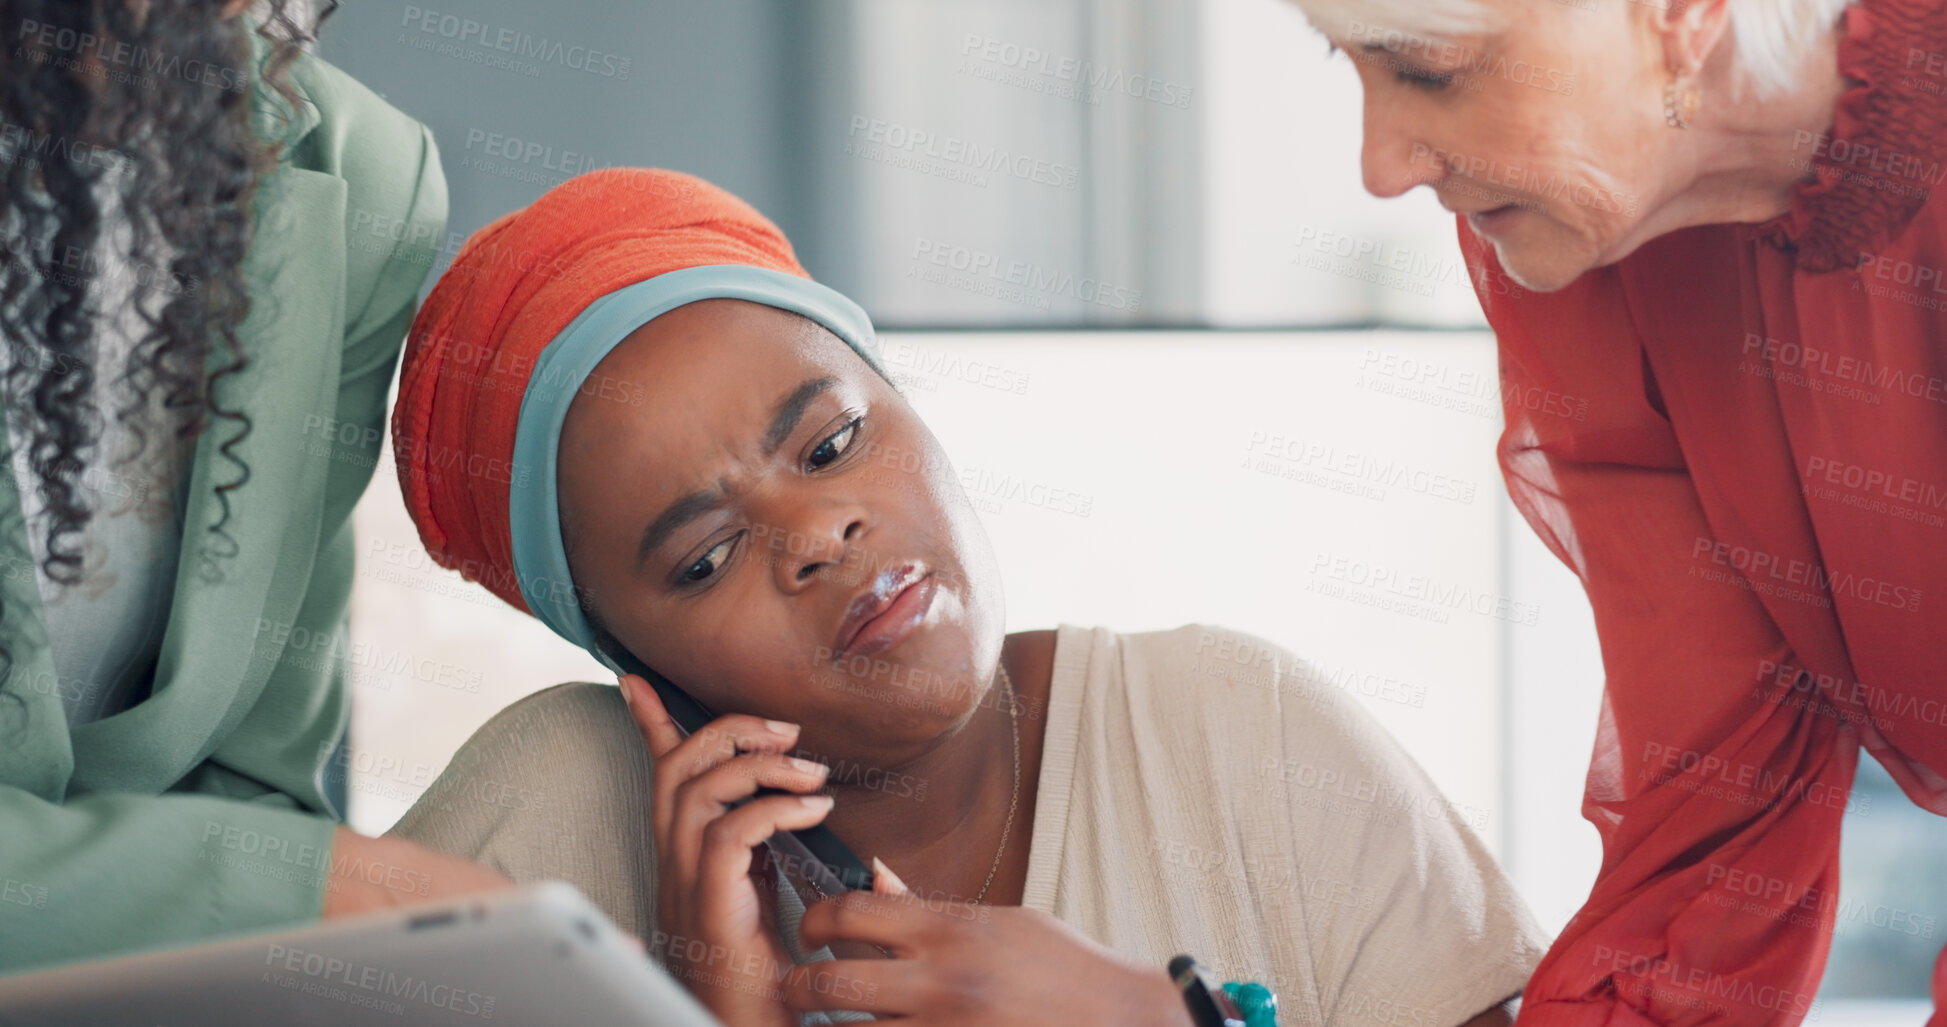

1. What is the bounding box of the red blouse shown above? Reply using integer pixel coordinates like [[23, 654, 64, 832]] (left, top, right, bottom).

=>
[[1459, 0, 1947, 1023]]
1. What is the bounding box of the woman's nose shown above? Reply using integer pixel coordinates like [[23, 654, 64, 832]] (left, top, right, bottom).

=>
[[1360, 100, 1441, 200], [765, 501, 870, 591]]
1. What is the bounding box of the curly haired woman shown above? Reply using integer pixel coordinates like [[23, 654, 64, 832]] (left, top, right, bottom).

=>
[[0, 0, 508, 971]]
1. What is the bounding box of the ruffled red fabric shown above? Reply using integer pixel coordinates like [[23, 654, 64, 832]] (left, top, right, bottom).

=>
[[391, 168, 810, 613], [1755, 0, 1947, 270], [1459, 0, 1947, 1023]]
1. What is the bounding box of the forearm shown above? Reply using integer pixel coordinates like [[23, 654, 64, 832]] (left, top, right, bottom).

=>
[[1131, 964, 1196, 1027], [1463, 999, 1516, 1027], [1515, 665, 1850, 1026], [320, 826, 513, 919]]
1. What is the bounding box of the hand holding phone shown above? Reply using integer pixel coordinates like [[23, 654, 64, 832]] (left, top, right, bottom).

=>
[[610, 653, 875, 893], [617, 671, 835, 1025]]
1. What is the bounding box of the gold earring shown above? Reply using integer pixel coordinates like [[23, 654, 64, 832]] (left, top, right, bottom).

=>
[[1663, 67, 1700, 128]]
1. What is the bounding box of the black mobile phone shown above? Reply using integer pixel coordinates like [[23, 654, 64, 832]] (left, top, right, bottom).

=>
[[610, 648, 876, 894]]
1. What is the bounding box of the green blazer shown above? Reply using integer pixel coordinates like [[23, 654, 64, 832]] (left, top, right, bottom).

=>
[[0, 44, 446, 971]]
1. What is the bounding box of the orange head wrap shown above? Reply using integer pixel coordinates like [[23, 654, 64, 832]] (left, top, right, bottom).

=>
[[391, 168, 882, 660]]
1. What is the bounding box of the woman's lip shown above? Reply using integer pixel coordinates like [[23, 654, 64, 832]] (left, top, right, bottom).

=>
[[1466, 204, 1522, 233], [837, 574, 937, 660], [834, 563, 922, 655]]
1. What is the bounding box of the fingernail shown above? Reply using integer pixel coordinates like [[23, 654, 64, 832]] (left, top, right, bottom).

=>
[[800, 794, 835, 810], [789, 757, 829, 776], [765, 719, 798, 735], [871, 856, 910, 895]]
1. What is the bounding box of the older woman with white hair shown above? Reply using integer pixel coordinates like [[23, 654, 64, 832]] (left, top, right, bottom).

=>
[[1288, 0, 1947, 1022]]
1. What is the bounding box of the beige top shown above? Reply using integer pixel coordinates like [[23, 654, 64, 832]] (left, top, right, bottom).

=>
[[392, 622, 1548, 1025], [1012, 623, 1547, 1025]]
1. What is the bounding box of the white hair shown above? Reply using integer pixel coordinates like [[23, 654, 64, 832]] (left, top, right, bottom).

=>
[[1292, 0, 1856, 100], [1727, 0, 1856, 98]]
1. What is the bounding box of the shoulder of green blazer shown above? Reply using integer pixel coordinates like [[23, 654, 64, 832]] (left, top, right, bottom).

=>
[[0, 39, 449, 972]]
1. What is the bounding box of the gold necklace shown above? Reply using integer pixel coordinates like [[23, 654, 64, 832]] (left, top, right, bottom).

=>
[[802, 664, 1022, 911], [973, 663, 1022, 906]]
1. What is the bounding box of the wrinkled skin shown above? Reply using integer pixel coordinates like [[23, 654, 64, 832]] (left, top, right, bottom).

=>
[[1326, 0, 1848, 291]]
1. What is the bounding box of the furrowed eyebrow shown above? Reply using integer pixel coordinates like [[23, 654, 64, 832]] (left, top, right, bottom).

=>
[[761, 376, 837, 458], [633, 375, 840, 569], [637, 487, 724, 569]]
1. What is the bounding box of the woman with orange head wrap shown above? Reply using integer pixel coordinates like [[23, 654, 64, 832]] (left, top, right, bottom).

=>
[[387, 167, 1547, 1027]]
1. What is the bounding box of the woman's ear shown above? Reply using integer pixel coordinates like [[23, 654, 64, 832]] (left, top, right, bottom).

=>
[[1648, 0, 1735, 76]]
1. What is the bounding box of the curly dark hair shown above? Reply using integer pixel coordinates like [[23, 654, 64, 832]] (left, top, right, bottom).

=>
[[0, 0, 334, 727]]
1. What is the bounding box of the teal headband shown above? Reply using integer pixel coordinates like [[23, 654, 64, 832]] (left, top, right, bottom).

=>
[[508, 264, 883, 671]]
